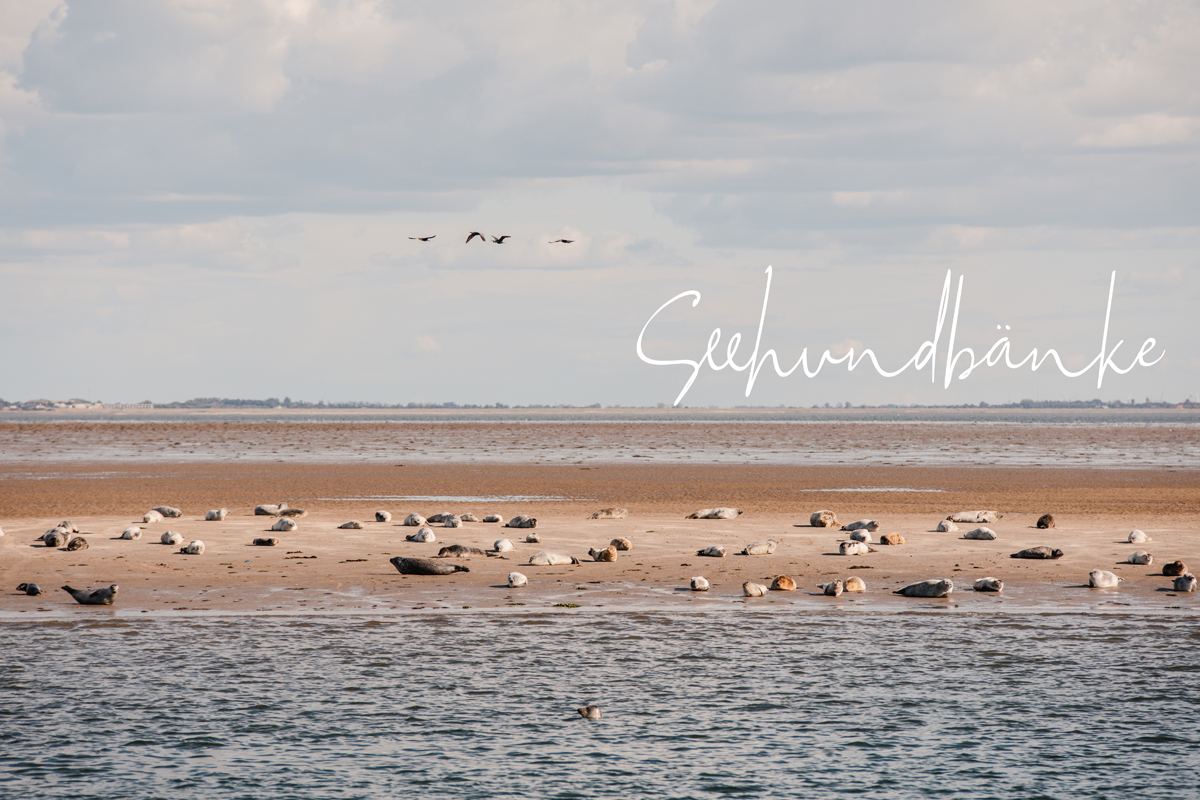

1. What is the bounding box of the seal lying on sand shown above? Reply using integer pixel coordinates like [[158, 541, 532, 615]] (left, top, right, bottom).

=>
[[17, 582, 42, 596], [963, 527, 997, 540], [528, 551, 580, 566], [525, 532, 541, 543], [880, 533, 906, 545], [690, 576, 710, 591], [1163, 561, 1187, 576], [442, 515, 463, 528], [180, 541, 205, 555], [610, 537, 632, 551], [742, 581, 768, 597], [936, 520, 958, 532], [848, 530, 872, 543], [841, 520, 880, 532], [504, 515, 538, 529], [895, 579, 954, 598], [120, 526, 142, 540], [742, 540, 778, 555], [153, 506, 183, 518], [1173, 573, 1197, 592], [339, 521, 364, 529], [271, 518, 298, 532], [143, 510, 164, 523], [947, 510, 1000, 524], [390, 556, 469, 575], [375, 511, 392, 522], [973, 577, 1004, 592], [839, 541, 872, 556], [406, 527, 436, 542], [590, 507, 628, 519], [686, 507, 742, 520], [810, 510, 838, 528], [771, 575, 796, 591], [460, 513, 479, 522], [1036, 514, 1055, 529], [161, 531, 183, 545], [482, 514, 504, 523], [41, 530, 68, 547], [1089, 570, 1121, 588], [403, 513, 426, 527], [255, 503, 287, 516], [1128, 530, 1149, 543], [696, 545, 726, 557], [205, 508, 228, 521], [1127, 551, 1153, 566], [493, 538, 514, 553], [1011, 546, 1063, 560], [844, 576, 866, 592], [63, 584, 118, 605], [438, 544, 490, 558], [426, 513, 453, 523], [253, 537, 280, 546], [508, 572, 528, 587], [819, 579, 843, 597], [589, 545, 617, 562], [65, 537, 89, 551]]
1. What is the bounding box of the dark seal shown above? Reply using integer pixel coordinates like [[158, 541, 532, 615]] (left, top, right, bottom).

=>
[[390, 556, 469, 575]]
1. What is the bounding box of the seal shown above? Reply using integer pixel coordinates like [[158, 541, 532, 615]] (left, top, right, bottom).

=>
[[1089, 569, 1121, 588], [690, 576, 710, 591], [528, 551, 580, 566], [696, 545, 726, 558], [482, 514, 504, 523], [339, 521, 365, 529], [460, 513, 479, 522], [819, 579, 843, 597], [810, 510, 838, 528], [839, 541, 872, 556], [686, 507, 742, 520], [161, 530, 183, 545], [390, 556, 469, 575], [403, 513, 426, 527], [1173, 573, 1197, 592], [1011, 546, 1063, 560], [278, 508, 307, 519], [973, 577, 1004, 592], [844, 576, 866, 593], [894, 579, 954, 598], [589, 545, 617, 562], [153, 506, 183, 518], [1163, 560, 1187, 577], [525, 532, 541, 543], [741, 540, 778, 555], [936, 520, 959, 532], [62, 584, 118, 605], [1036, 514, 1055, 529], [771, 575, 796, 591], [1127, 551, 1153, 566], [609, 537, 632, 551], [590, 507, 628, 519], [880, 533, 906, 545], [442, 515, 463, 528], [180, 541, 205, 555], [963, 527, 997, 540], [438, 544, 489, 557], [841, 520, 880, 532], [849, 530, 872, 543], [205, 508, 228, 521], [41, 529, 68, 547], [253, 537, 280, 546], [143, 510, 164, 523], [120, 526, 142, 540], [508, 572, 528, 587], [16, 582, 42, 596], [503, 515, 538, 529], [254, 502, 287, 516], [578, 706, 601, 720], [271, 518, 298, 532], [947, 510, 1000, 524], [493, 538, 515, 553], [375, 511, 392, 522], [426, 513, 453, 524], [1128, 530, 1149, 543], [406, 527, 436, 542], [65, 536, 89, 551], [742, 581, 768, 597]]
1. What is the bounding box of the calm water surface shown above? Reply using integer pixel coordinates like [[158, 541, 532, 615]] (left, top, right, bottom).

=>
[[3, 612, 1198, 799]]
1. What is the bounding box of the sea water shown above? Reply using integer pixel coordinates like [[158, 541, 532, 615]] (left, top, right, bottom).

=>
[[3, 612, 1197, 799]]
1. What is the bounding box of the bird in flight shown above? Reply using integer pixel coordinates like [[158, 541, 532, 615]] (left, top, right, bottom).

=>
[[548, 238, 574, 244], [466, 232, 486, 243], [409, 235, 436, 241], [491, 235, 511, 244]]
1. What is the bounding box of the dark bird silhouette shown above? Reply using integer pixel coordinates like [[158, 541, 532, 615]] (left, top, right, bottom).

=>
[[409, 235, 436, 242], [549, 239, 574, 244], [491, 235, 511, 244], [466, 232, 485, 243]]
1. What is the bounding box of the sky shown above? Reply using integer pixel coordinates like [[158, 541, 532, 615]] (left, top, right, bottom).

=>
[[1, 0, 1197, 407]]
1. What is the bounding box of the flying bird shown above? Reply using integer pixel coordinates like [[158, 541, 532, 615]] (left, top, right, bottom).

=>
[[491, 235, 511, 244], [409, 235, 436, 242], [466, 232, 486, 243], [549, 239, 574, 244]]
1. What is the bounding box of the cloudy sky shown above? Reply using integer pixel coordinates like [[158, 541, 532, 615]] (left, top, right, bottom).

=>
[[1, 0, 1196, 406]]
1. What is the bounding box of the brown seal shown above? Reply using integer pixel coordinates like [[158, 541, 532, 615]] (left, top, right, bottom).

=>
[[1036, 514, 1055, 529], [1163, 560, 1187, 576]]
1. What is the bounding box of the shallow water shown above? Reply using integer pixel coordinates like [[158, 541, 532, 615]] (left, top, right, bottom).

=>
[[2, 612, 1197, 799]]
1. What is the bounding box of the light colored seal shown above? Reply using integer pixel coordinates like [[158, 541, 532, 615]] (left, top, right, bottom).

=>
[[271, 518, 297, 532], [578, 706, 601, 720], [936, 520, 958, 532], [1128, 530, 1149, 544], [460, 513, 479, 523], [525, 532, 541, 543], [1127, 551, 1153, 565], [1011, 546, 1063, 560], [895, 579, 954, 598], [120, 526, 142, 540], [610, 537, 632, 551], [528, 551, 580, 566], [41, 528, 69, 547], [742, 581, 768, 597], [65, 537, 88, 551], [947, 510, 1000, 524], [771, 575, 796, 592], [589, 545, 617, 562], [253, 537, 280, 546], [205, 508, 228, 521], [508, 572, 528, 587], [1036, 514, 1055, 529], [686, 507, 742, 520], [406, 527, 436, 542], [973, 577, 1004, 592], [839, 541, 871, 556], [426, 512, 453, 523], [482, 514, 504, 523], [741, 540, 778, 555], [964, 527, 997, 540], [390, 556, 469, 575], [849, 530, 872, 543], [1089, 570, 1121, 588], [442, 515, 463, 528], [841, 520, 880, 532], [438, 544, 488, 557], [880, 533, 906, 545], [403, 513, 426, 527], [375, 511, 392, 522], [1173, 573, 1197, 592], [590, 507, 628, 519], [819, 579, 843, 597], [161, 531, 183, 545], [143, 510, 165, 523], [180, 541, 205, 555], [690, 576, 710, 591], [153, 506, 183, 518], [696, 545, 726, 558], [810, 510, 838, 528], [254, 503, 287, 516], [338, 521, 364, 530], [62, 584, 118, 605], [844, 576, 866, 592], [504, 515, 538, 529], [57, 520, 79, 533], [1163, 561, 1187, 577], [17, 582, 43, 596], [277, 508, 307, 519], [493, 538, 515, 553]]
